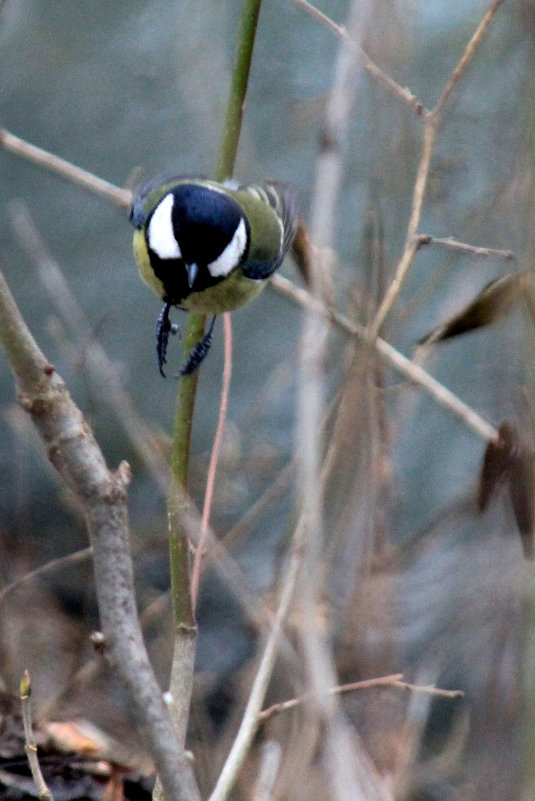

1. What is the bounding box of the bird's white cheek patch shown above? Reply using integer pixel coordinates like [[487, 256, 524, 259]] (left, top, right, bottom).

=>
[[207, 218, 247, 277], [148, 193, 182, 259]]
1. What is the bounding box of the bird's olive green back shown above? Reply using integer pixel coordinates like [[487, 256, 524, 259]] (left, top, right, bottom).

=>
[[226, 186, 284, 263]]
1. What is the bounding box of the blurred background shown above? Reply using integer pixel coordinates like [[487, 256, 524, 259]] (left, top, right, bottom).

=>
[[1, 0, 535, 799]]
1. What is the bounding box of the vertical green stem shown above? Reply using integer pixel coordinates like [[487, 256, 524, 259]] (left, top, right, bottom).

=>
[[215, 0, 263, 182], [165, 0, 264, 660], [154, 7, 264, 797], [168, 317, 204, 627]]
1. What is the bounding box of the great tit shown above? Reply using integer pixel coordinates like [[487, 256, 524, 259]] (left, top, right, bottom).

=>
[[130, 176, 297, 376]]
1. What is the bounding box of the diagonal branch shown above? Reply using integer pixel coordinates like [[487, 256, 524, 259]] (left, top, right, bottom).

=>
[[258, 674, 463, 723], [0, 127, 131, 208], [433, 0, 508, 120], [291, 0, 425, 115], [208, 517, 308, 801], [270, 273, 498, 444], [368, 117, 435, 337]]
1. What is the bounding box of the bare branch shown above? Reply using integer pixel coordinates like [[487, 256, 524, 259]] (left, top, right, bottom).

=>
[[269, 274, 498, 444], [0, 268, 201, 801], [392, 678, 464, 699], [259, 674, 404, 722], [290, 0, 425, 115], [0, 547, 93, 606], [417, 235, 516, 260], [368, 118, 435, 337], [258, 674, 463, 723], [208, 517, 308, 801], [20, 671, 55, 801], [433, 0, 508, 119], [294, 6, 398, 800], [0, 127, 132, 208], [191, 312, 232, 610]]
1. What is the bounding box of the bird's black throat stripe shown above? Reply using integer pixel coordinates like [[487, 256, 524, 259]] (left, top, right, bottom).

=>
[[148, 250, 223, 307]]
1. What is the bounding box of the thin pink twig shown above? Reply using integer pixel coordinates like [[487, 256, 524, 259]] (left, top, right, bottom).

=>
[[191, 313, 233, 610]]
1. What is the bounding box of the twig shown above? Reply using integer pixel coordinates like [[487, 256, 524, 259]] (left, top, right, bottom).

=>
[[258, 673, 463, 723], [215, 0, 263, 181], [208, 517, 308, 801], [270, 273, 498, 443], [191, 312, 232, 610], [0, 127, 132, 208], [433, 0, 508, 119], [294, 6, 396, 800], [20, 671, 55, 801], [392, 678, 464, 699], [417, 234, 516, 260], [368, 118, 434, 338], [141, 507, 269, 636], [290, 0, 425, 115], [0, 547, 93, 605], [291, 4, 364, 778], [259, 674, 403, 722]]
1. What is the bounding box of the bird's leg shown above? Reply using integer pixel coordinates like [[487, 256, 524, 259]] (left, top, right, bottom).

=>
[[180, 315, 217, 376], [155, 302, 178, 378]]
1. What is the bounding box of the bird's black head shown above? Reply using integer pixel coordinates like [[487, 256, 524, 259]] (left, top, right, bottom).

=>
[[144, 183, 250, 303], [170, 184, 246, 269]]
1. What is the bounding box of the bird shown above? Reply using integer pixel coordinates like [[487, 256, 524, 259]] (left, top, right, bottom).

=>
[[130, 175, 297, 376]]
